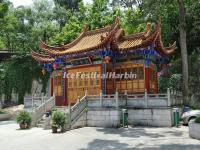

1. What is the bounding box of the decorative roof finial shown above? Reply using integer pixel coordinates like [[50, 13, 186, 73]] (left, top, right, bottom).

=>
[[146, 23, 151, 33], [83, 25, 88, 32]]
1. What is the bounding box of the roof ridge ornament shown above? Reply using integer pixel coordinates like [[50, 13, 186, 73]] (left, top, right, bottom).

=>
[[31, 49, 55, 63], [83, 25, 88, 32], [145, 23, 151, 37]]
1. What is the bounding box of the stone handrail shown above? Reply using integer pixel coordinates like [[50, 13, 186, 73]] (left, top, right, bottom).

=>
[[170, 94, 183, 106], [126, 94, 145, 99], [87, 89, 172, 108], [24, 94, 50, 109], [31, 96, 55, 126], [70, 94, 87, 123], [102, 94, 115, 99]]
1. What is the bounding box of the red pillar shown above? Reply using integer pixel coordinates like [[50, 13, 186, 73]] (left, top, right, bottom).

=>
[[144, 67, 150, 93], [50, 77, 54, 96], [155, 72, 158, 93], [64, 70, 68, 105]]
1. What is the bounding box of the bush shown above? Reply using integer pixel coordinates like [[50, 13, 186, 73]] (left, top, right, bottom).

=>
[[0, 109, 7, 114], [51, 108, 58, 112], [158, 74, 182, 93], [51, 110, 66, 129], [16, 111, 32, 126], [195, 116, 200, 124]]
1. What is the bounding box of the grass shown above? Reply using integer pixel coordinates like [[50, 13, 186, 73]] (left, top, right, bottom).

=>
[[0, 109, 7, 114], [195, 116, 200, 124]]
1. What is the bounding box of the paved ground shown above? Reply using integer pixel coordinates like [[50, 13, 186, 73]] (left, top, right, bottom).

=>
[[0, 121, 200, 150]]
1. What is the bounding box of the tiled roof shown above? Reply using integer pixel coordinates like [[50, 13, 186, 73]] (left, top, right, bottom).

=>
[[31, 18, 176, 62], [116, 23, 157, 50], [31, 50, 55, 63], [116, 23, 176, 56], [40, 18, 120, 56]]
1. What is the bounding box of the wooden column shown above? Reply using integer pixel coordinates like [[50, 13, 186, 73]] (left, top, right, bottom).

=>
[[144, 67, 150, 93], [155, 71, 158, 93], [64, 70, 68, 106], [50, 76, 54, 96]]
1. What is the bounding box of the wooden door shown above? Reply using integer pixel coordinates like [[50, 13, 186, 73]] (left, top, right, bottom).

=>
[[67, 65, 101, 104], [115, 62, 145, 94], [53, 71, 66, 106]]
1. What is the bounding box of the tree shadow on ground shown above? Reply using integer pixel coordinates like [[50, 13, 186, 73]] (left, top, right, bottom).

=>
[[0, 120, 15, 125], [79, 139, 131, 150], [95, 126, 184, 139], [79, 139, 200, 150]]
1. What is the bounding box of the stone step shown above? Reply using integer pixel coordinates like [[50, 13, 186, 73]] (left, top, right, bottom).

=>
[[38, 120, 45, 124], [55, 106, 68, 112], [36, 123, 43, 128], [36, 116, 50, 129]]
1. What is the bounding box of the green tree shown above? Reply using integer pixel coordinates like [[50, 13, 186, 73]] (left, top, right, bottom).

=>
[[111, 0, 142, 9], [0, 0, 9, 18], [54, 0, 82, 14], [4, 55, 49, 104], [178, 0, 189, 105]]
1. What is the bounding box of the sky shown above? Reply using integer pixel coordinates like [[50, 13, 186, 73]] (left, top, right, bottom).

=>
[[10, 0, 92, 7]]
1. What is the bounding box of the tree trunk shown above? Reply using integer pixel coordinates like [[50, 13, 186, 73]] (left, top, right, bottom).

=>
[[178, 0, 189, 105]]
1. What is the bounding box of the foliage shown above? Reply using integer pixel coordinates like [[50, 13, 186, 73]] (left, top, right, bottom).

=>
[[158, 76, 170, 93], [188, 50, 200, 97], [111, 0, 141, 9], [16, 111, 32, 125], [51, 110, 66, 129], [49, 15, 83, 45], [50, 0, 121, 45], [158, 74, 182, 93], [2, 55, 49, 104], [0, 0, 199, 106], [0, 0, 9, 18], [195, 116, 200, 124], [51, 107, 58, 112], [122, 8, 145, 34], [0, 109, 7, 114], [0, 62, 7, 97], [169, 74, 182, 93], [54, 0, 81, 14]]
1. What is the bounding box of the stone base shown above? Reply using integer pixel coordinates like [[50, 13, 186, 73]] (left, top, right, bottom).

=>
[[71, 111, 87, 129], [87, 107, 172, 127], [87, 108, 121, 127], [189, 121, 200, 140], [128, 108, 173, 127]]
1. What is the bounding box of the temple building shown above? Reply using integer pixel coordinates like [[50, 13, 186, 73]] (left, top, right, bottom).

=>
[[31, 18, 176, 106]]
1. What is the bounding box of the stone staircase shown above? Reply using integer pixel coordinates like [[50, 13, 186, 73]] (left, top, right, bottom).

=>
[[35, 106, 68, 129], [31, 96, 55, 128], [36, 115, 51, 129]]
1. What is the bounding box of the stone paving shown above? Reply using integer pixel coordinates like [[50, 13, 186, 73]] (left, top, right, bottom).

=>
[[0, 121, 200, 150]]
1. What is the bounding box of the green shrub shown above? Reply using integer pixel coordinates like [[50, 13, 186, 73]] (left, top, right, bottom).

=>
[[51, 110, 66, 129], [51, 108, 58, 112], [195, 116, 200, 124], [0, 109, 7, 114], [16, 111, 32, 126]]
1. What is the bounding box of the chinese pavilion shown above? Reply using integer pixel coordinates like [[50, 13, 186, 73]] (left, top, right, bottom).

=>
[[31, 18, 176, 106]]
